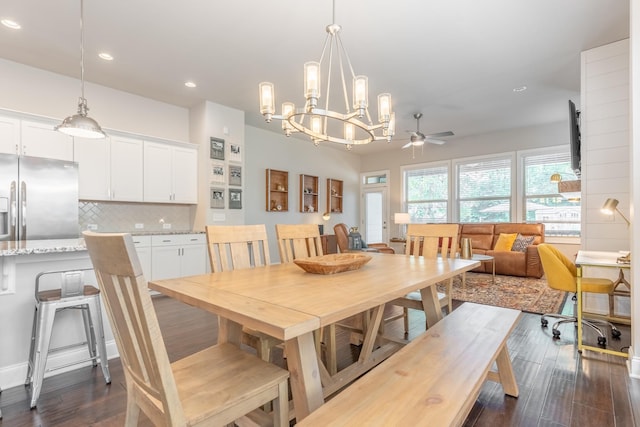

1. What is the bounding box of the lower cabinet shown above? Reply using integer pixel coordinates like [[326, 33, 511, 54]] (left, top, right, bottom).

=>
[[150, 234, 207, 281], [131, 235, 152, 280]]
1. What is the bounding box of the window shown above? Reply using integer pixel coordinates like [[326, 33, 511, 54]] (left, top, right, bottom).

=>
[[522, 150, 581, 237], [455, 155, 513, 223], [404, 163, 449, 223]]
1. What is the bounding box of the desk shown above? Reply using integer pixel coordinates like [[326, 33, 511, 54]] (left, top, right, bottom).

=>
[[575, 250, 630, 358], [149, 253, 479, 421]]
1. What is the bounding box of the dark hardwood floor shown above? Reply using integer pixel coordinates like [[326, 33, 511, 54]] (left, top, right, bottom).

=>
[[0, 294, 638, 426]]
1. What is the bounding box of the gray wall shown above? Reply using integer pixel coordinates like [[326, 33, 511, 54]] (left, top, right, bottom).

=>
[[245, 125, 361, 262]]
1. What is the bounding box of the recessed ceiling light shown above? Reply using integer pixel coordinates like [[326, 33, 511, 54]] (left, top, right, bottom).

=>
[[513, 86, 527, 93], [184, 81, 197, 88], [98, 52, 114, 61], [1, 19, 21, 30]]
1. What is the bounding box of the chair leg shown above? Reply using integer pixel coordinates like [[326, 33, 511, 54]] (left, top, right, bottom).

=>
[[28, 303, 57, 408], [124, 382, 141, 427], [81, 304, 98, 367], [403, 307, 409, 337], [88, 297, 111, 384], [24, 307, 39, 386]]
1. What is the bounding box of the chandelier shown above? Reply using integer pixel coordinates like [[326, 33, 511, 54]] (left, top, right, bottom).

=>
[[259, 0, 394, 149]]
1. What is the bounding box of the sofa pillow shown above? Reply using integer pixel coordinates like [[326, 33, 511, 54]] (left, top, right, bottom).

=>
[[511, 234, 535, 253], [494, 233, 518, 251]]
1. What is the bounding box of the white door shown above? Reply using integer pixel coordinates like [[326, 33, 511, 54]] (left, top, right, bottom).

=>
[[362, 187, 389, 244]]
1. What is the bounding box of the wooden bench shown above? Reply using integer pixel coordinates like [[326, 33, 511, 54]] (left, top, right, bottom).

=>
[[297, 302, 521, 426]]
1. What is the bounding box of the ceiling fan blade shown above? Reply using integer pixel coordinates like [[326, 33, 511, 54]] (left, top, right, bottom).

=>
[[426, 138, 446, 145], [424, 130, 454, 138], [401, 141, 412, 149]]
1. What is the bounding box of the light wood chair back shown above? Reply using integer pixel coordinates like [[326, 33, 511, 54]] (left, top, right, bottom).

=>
[[206, 224, 271, 272], [393, 224, 461, 335], [405, 223, 459, 259], [83, 231, 289, 426], [83, 231, 186, 426], [275, 224, 323, 263]]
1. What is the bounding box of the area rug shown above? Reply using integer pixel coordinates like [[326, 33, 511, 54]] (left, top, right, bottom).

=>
[[439, 272, 566, 314]]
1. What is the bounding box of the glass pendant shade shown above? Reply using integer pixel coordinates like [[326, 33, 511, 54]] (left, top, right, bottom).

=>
[[259, 82, 275, 116]]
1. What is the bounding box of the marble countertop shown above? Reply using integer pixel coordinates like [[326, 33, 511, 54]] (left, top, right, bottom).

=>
[[0, 231, 205, 256]]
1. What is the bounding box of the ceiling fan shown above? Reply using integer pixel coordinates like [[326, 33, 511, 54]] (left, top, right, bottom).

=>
[[401, 113, 454, 149]]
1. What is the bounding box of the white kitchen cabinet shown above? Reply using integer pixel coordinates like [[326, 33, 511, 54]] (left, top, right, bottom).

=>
[[74, 136, 110, 200], [20, 120, 73, 161], [0, 115, 20, 155], [131, 235, 152, 280], [110, 136, 144, 201], [150, 234, 206, 280], [143, 141, 198, 204]]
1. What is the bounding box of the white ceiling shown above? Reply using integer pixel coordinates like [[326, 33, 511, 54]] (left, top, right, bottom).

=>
[[0, 0, 630, 154]]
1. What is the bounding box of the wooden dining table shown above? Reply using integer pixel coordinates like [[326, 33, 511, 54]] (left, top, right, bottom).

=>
[[149, 253, 480, 421]]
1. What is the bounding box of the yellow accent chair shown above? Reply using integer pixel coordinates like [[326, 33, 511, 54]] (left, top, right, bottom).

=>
[[537, 243, 621, 346]]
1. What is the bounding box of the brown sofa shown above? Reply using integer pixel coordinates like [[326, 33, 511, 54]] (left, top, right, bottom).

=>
[[459, 223, 545, 278]]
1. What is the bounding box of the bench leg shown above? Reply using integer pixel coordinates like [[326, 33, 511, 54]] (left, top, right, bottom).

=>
[[494, 345, 519, 397]]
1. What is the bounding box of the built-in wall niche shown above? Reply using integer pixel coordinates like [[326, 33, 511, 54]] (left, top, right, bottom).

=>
[[266, 169, 288, 212], [300, 174, 318, 213], [327, 178, 343, 214]]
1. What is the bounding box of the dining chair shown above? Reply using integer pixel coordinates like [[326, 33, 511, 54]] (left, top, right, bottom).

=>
[[83, 231, 289, 427], [537, 243, 621, 345], [275, 223, 324, 262], [333, 223, 395, 254], [390, 223, 460, 336], [274, 223, 339, 373], [205, 224, 282, 362]]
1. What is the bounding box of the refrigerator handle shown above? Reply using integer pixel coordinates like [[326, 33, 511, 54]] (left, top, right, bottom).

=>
[[9, 181, 17, 240], [20, 181, 27, 240]]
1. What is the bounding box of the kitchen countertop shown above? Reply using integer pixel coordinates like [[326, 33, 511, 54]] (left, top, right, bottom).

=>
[[0, 231, 205, 256]]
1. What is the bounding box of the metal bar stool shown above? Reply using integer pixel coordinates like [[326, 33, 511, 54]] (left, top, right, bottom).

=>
[[24, 269, 111, 409]]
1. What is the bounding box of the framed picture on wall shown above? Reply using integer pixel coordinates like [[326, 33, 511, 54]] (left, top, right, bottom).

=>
[[229, 188, 242, 209], [229, 165, 242, 186], [229, 143, 242, 163], [210, 161, 225, 184], [210, 137, 225, 160], [210, 187, 225, 209]]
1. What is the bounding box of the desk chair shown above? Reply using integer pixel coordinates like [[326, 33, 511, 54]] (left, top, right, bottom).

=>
[[83, 231, 289, 427], [390, 223, 459, 336], [205, 224, 282, 362], [537, 244, 621, 346], [333, 223, 395, 254], [25, 268, 111, 409]]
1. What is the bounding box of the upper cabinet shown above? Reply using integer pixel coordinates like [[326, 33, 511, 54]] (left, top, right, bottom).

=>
[[20, 120, 74, 161], [143, 141, 198, 204], [0, 116, 20, 155], [300, 174, 318, 213], [74, 136, 111, 200], [110, 136, 144, 202], [75, 135, 145, 202], [327, 178, 343, 214]]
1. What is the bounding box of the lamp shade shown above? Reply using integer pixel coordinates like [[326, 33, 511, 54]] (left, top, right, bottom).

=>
[[394, 213, 410, 224], [601, 198, 619, 215]]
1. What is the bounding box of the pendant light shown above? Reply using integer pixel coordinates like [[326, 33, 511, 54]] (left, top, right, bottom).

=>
[[55, 0, 106, 139]]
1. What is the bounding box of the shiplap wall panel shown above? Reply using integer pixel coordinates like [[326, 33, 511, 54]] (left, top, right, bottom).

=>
[[581, 39, 630, 255]]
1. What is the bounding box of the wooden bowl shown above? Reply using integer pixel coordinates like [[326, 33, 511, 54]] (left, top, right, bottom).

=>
[[293, 253, 372, 275]]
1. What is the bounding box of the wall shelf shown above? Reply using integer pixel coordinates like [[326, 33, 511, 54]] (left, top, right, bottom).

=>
[[266, 169, 288, 211], [327, 178, 343, 214], [300, 174, 318, 213]]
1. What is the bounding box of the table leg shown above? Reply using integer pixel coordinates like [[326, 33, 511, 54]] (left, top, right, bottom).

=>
[[492, 258, 496, 285], [419, 284, 443, 328], [217, 317, 243, 347], [285, 331, 324, 421]]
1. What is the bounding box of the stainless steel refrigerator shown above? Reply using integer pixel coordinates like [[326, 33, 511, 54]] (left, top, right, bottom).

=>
[[0, 154, 79, 241]]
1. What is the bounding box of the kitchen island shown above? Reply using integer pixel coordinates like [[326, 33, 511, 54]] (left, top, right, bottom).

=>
[[0, 231, 206, 391]]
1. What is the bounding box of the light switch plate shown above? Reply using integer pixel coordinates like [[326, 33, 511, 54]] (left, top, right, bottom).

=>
[[87, 224, 98, 231], [162, 223, 172, 229], [135, 223, 144, 229]]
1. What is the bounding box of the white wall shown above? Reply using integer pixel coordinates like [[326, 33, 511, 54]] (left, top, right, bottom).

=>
[[361, 121, 570, 222], [190, 101, 246, 231], [245, 126, 361, 262], [0, 58, 189, 142]]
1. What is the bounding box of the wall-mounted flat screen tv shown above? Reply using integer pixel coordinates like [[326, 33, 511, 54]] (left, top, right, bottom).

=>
[[568, 100, 581, 178]]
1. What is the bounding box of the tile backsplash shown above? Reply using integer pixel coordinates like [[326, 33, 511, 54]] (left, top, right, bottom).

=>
[[79, 201, 194, 233]]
